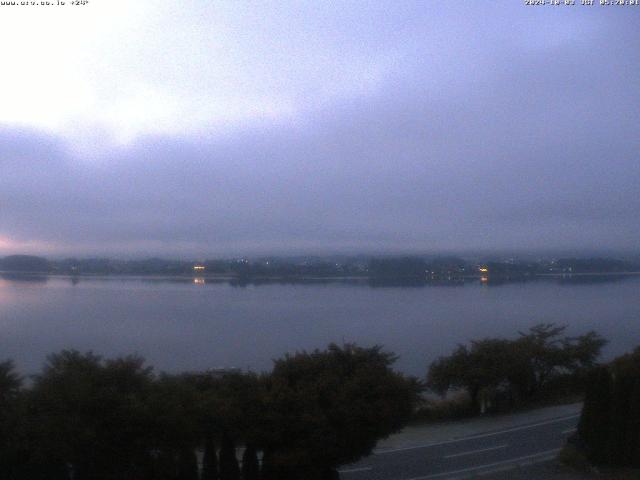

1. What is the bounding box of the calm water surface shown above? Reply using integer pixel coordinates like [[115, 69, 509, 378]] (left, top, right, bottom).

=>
[[1, 275, 638, 377]]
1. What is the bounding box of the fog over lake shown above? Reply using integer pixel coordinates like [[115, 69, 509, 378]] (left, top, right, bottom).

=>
[[1, 275, 638, 377]]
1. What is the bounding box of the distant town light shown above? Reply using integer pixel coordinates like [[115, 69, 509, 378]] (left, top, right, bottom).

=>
[[193, 265, 206, 271], [479, 267, 489, 273]]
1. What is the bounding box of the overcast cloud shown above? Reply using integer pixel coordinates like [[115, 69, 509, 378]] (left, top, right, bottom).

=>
[[0, 2, 639, 256]]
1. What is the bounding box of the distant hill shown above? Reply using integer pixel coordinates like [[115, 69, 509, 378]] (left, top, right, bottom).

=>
[[0, 255, 51, 273]]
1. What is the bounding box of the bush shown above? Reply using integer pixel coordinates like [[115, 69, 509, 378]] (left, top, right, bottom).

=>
[[0, 344, 422, 480], [577, 347, 640, 468], [259, 343, 422, 479]]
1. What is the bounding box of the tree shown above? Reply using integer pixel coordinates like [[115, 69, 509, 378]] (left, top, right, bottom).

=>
[[241, 444, 260, 480], [196, 372, 264, 446], [426, 345, 470, 397], [188, 371, 263, 479], [516, 324, 606, 395], [515, 323, 568, 395], [427, 324, 607, 413], [260, 449, 278, 480], [427, 339, 527, 412], [0, 359, 21, 401], [29, 351, 157, 480], [147, 373, 202, 478], [577, 366, 612, 464], [577, 347, 640, 467], [218, 432, 240, 480], [2, 344, 419, 480], [609, 348, 640, 466], [260, 344, 422, 479], [0, 360, 26, 479], [562, 330, 608, 372], [630, 379, 640, 468], [201, 436, 219, 480], [177, 447, 199, 480]]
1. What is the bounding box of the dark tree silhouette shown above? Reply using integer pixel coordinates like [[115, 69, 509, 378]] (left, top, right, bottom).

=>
[[201, 437, 219, 480], [0, 360, 27, 479], [577, 346, 640, 467], [577, 366, 612, 464], [29, 351, 157, 480], [260, 343, 421, 479], [427, 324, 607, 413], [241, 444, 260, 480], [1, 343, 421, 480], [177, 447, 199, 480], [219, 432, 240, 480]]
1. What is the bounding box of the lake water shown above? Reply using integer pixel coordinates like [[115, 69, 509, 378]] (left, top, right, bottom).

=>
[[1, 274, 638, 377]]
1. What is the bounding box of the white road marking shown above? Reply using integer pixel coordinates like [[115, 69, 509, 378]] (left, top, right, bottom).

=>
[[375, 414, 579, 455], [443, 444, 508, 459], [562, 428, 577, 434], [402, 448, 561, 480], [338, 466, 373, 474]]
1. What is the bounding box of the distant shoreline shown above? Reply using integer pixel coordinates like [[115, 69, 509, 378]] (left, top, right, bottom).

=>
[[2, 270, 640, 283]]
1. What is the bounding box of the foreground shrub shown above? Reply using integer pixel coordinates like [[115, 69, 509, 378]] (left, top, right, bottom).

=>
[[0, 343, 422, 480], [259, 344, 423, 479], [577, 347, 640, 468]]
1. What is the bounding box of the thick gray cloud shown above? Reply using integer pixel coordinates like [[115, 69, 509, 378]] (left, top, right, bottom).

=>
[[0, 4, 639, 256]]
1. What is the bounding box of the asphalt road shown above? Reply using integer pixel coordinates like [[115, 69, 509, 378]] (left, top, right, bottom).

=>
[[338, 413, 580, 480]]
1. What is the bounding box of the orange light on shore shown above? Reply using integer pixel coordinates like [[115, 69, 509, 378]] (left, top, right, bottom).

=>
[[479, 267, 489, 273]]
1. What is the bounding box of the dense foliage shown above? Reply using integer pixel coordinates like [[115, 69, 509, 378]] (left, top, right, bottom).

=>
[[577, 347, 640, 467], [0, 344, 420, 480], [426, 324, 606, 413], [259, 345, 422, 479]]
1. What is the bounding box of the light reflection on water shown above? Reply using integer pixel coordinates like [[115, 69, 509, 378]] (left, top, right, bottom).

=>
[[0, 274, 638, 377]]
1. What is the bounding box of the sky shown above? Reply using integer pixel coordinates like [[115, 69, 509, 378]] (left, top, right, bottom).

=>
[[0, 1, 639, 257]]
